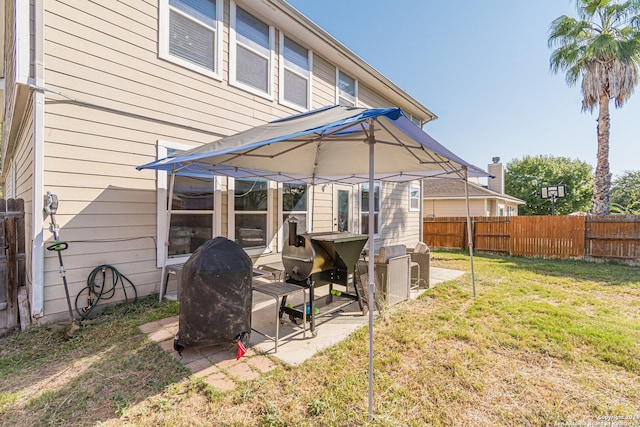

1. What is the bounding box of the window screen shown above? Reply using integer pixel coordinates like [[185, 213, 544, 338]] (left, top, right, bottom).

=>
[[168, 0, 217, 71], [361, 182, 380, 234], [338, 70, 356, 106], [234, 7, 271, 94], [282, 36, 310, 108], [234, 179, 269, 249], [237, 45, 269, 92]]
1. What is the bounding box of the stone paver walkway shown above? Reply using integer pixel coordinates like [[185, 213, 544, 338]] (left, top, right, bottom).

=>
[[139, 316, 279, 391], [141, 266, 464, 392]]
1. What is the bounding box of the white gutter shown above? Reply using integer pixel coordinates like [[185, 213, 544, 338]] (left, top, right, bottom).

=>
[[31, 0, 45, 318]]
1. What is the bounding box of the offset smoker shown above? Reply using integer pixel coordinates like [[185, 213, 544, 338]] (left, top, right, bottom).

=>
[[281, 220, 368, 334]]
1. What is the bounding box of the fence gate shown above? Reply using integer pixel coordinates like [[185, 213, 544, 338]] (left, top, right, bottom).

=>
[[0, 198, 27, 333]]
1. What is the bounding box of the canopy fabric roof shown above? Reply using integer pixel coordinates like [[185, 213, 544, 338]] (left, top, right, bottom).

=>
[[137, 104, 486, 420], [137, 105, 489, 183]]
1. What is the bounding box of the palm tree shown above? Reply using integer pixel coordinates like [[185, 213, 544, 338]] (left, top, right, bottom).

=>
[[549, 0, 640, 214]]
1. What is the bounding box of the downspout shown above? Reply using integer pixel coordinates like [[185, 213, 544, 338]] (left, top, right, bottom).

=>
[[31, 0, 45, 318]]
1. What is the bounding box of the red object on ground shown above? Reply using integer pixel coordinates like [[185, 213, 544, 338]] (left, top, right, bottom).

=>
[[236, 339, 246, 360]]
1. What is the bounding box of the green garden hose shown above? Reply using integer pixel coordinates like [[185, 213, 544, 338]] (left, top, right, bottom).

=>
[[75, 264, 138, 319]]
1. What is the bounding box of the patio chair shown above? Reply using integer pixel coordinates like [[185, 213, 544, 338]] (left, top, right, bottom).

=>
[[408, 242, 430, 290], [374, 245, 411, 306], [356, 260, 383, 314]]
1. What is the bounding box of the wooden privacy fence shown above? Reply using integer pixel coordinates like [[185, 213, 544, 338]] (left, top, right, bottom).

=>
[[424, 215, 640, 263], [0, 199, 28, 333]]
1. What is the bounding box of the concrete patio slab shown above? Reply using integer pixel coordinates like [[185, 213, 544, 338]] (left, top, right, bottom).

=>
[[142, 266, 464, 391]]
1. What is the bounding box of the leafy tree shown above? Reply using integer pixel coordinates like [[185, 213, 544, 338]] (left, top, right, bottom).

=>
[[548, 0, 640, 215], [610, 170, 640, 213], [505, 155, 594, 215]]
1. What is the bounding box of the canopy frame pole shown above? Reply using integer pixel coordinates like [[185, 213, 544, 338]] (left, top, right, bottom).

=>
[[463, 167, 477, 297], [311, 177, 316, 233], [159, 167, 176, 302], [367, 119, 375, 421]]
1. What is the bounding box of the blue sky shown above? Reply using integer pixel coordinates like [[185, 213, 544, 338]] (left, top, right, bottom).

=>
[[286, 0, 639, 179]]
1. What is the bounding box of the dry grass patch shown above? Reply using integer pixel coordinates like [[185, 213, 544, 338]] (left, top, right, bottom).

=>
[[1, 252, 639, 426]]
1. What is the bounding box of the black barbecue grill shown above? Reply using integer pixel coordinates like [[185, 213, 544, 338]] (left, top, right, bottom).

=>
[[281, 220, 368, 334], [174, 237, 253, 353]]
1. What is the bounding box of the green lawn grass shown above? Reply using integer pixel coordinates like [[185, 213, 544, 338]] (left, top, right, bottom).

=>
[[1, 251, 638, 426]]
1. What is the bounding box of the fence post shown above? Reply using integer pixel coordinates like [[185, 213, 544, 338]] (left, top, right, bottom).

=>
[[6, 199, 18, 329], [508, 217, 513, 256], [16, 199, 28, 329], [0, 199, 6, 313], [462, 219, 467, 250]]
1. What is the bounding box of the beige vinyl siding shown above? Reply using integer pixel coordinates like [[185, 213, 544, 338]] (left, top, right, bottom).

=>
[[45, 2, 296, 135], [424, 199, 487, 217], [357, 181, 422, 251], [41, 0, 234, 318], [312, 184, 335, 232], [311, 56, 336, 108], [9, 102, 35, 308], [357, 83, 395, 110], [2, 0, 18, 167], [4, 0, 17, 96], [29, 0, 429, 320], [14, 107, 35, 202]]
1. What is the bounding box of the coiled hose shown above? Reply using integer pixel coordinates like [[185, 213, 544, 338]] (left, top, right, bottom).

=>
[[75, 264, 137, 319]]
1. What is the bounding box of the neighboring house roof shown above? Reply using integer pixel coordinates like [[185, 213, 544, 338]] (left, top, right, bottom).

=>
[[423, 179, 525, 204]]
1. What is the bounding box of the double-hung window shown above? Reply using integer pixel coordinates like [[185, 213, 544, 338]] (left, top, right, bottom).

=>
[[230, 2, 274, 98], [336, 69, 357, 107], [159, 0, 223, 79], [232, 178, 270, 250], [360, 182, 380, 235], [279, 35, 312, 110], [409, 184, 420, 211], [156, 141, 220, 267], [280, 183, 309, 248]]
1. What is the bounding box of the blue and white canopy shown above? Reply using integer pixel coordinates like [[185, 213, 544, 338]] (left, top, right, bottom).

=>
[[137, 105, 489, 183], [137, 105, 487, 418]]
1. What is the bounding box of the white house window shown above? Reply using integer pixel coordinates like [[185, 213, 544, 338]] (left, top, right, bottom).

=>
[[168, 174, 215, 257], [230, 2, 274, 98], [336, 69, 357, 106], [279, 34, 312, 110], [159, 0, 223, 79], [409, 184, 420, 211], [360, 182, 380, 235], [410, 115, 422, 128], [233, 178, 269, 249], [156, 141, 219, 267], [281, 183, 309, 244]]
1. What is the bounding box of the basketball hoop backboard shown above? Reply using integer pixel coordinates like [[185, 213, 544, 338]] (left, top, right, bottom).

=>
[[541, 185, 566, 199]]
